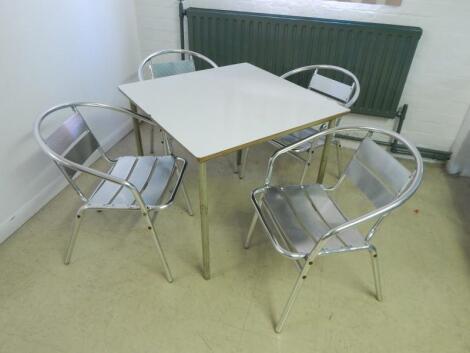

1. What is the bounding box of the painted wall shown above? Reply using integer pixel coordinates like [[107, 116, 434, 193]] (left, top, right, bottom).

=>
[[0, 1, 141, 243], [134, 0, 470, 152]]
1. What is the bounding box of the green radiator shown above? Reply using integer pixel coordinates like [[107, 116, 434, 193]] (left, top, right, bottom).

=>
[[187, 7, 422, 119]]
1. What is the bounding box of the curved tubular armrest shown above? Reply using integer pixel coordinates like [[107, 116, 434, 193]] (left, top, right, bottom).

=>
[[281, 64, 360, 108], [251, 187, 307, 260], [138, 49, 218, 81], [34, 107, 149, 211], [71, 102, 157, 126], [150, 157, 188, 211], [263, 126, 423, 252], [264, 126, 423, 186]]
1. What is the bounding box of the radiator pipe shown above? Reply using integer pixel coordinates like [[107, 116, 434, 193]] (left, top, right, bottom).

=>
[[390, 104, 408, 153], [337, 104, 451, 161]]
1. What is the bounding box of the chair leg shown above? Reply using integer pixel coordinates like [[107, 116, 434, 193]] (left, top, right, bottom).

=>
[[368, 245, 383, 301], [239, 148, 249, 179], [64, 206, 86, 265], [300, 147, 314, 185], [244, 212, 259, 249], [144, 213, 174, 283], [150, 125, 155, 154], [180, 181, 194, 216], [335, 140, 342, 179], [275, 261, 312, 333]]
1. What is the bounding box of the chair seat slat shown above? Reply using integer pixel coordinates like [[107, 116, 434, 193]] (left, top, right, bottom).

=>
[[90, 157, 137, 205], [261, 185, 367, 257], [140, 156, 175, 206]]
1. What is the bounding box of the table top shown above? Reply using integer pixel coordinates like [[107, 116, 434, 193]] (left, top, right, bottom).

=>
[[119, 63, 349, 161]]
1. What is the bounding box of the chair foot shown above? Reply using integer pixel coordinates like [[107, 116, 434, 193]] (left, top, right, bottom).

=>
[[275, 261, 312, 333], [244, 212, 258, 249], [64, 207, 86, 265], [368, 245, 383, 301]]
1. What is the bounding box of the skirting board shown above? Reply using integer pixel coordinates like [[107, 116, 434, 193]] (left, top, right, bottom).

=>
[[0, 120, 134, 244]]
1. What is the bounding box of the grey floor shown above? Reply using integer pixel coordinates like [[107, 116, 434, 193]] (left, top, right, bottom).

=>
[[1, 128, 470, 352]]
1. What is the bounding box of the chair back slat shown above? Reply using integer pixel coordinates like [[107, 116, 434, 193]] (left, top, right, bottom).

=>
[[46, 112, 89, 154], [63, 131, 100, 177], [345, 137, 412, 208], [309, 71, 354, 103], [151, 60, 196, 78], [138, 49, 217, 81], [46, 112, 100, 178]]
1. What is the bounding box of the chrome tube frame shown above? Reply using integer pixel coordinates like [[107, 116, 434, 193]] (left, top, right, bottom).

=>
[[35, 102, 189, 212], [35, 102, 192, 282], [137, 49, 218, 156], [280, 64, 360, 109], [247, 126, 423, 332], [241, 65, 360, 182]]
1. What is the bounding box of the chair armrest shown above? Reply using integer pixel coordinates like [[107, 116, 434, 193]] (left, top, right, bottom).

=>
[[151, 157, 188, 211], [321, 174, 419, 242], [251, 187, 307, 260], [44, 145, 148, 210], [72, 102, 158, 126], [264, 129, 334, 186]]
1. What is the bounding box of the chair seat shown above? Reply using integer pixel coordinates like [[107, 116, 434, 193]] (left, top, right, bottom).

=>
[[272, 127, 325, 152], [258, 184, 368, 256], [89, 155, 176, 209]]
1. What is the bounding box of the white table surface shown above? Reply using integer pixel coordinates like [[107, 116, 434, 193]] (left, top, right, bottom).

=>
[[119, 63, 349, 161]]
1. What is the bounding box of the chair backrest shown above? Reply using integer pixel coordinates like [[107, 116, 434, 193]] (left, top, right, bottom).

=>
[[265, 127, 423, 227], [35, 104, 101, 179], [344, 135, 413, 208], [281, 65, 360, 108], [138, 49, 218, 81]]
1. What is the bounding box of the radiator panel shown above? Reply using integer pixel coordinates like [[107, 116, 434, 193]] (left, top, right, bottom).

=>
[[187, 8, 422, 118]]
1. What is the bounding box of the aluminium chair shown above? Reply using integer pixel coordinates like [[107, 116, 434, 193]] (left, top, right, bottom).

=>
[[244, 126, 423, 332], [137, 49, 218, 154], [239, 65, 360, 181], [34, 102, 194, 283]]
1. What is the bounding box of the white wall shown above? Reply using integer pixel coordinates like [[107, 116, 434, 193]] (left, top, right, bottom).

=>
[[0, 1, 141, 243], [134, 0, 470, 152]]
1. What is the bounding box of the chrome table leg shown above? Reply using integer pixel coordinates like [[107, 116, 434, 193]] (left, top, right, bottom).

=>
[[199, 161, 210, 279], [244, 212, 258, 249], [130, 102, 144, 156], [239, 148, 249, 179], [235, 150, 242, 174]]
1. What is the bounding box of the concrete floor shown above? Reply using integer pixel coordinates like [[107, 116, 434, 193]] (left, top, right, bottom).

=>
[[1, 128, 470, 353]]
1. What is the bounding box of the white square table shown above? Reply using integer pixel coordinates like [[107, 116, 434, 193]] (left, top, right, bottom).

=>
[[119, 63, 349, 279]]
